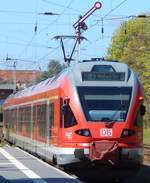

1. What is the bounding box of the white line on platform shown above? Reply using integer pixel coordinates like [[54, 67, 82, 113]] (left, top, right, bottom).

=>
[[0, 147, 47, 183], [17, 147, 83, 183], [0, 163, 12, 165]]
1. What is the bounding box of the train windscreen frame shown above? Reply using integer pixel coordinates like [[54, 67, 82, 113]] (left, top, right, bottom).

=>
[[77, 86, 132, 122]]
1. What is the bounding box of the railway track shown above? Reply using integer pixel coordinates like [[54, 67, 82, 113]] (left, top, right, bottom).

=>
[[144, 144, 150, 164]]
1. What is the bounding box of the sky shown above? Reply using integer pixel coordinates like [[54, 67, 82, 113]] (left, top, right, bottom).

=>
[[0, 0, 149, 71]]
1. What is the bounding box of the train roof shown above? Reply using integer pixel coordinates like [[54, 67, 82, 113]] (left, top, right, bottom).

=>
[[67, 60, 137, 86], [6, 60, 138, 101]]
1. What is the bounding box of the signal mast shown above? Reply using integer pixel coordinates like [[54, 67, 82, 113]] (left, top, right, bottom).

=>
[[73, 2, 102, 62], [54, 2, 102, 65]]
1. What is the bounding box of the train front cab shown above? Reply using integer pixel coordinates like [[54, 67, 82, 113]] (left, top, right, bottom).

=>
[[58, 62, 146, 179]]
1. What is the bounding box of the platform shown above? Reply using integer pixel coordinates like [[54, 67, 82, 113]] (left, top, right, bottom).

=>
[[0, 146, 82, 183]]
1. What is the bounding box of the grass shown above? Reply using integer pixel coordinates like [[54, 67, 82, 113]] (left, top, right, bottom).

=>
[[0, 140, 7, 147], [144, 128, 150, 144]]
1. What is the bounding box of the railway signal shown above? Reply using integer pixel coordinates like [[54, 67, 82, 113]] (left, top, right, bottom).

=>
[[73, 2, 102, 61], [73, 2, 102, 30]]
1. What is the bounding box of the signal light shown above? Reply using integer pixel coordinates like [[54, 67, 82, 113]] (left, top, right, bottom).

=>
[[94, 2, 102, 9], [139, 96, 144, 101], [121, 129, 135, 138], [75, 128, 92, 137]]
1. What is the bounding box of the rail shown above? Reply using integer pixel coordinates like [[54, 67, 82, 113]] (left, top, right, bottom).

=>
[[144, 144, 150, 164]]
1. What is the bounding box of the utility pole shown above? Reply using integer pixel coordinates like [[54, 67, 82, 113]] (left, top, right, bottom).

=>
[[5, 57, 17, 93], [13, 61, 17, 93]]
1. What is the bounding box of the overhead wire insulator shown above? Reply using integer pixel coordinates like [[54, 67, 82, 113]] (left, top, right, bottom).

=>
[[34, 24, 38, 33], [101, 18, 104, 39]]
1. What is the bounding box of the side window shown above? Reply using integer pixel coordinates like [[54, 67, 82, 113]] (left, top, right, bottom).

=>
[[18, 108, 24, 132], [134, 109, 143, 127], [63, 105, 77, 128], [33, 105, 36, 126], [50, 103, 54, 128], [24, 106, 31, 135], [37, 104, 47, 139], [10, 109, 15, 131], [4, 110, 9, 128]]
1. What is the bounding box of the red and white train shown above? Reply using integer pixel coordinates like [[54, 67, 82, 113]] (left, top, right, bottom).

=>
[[3, 58, 146, 178]]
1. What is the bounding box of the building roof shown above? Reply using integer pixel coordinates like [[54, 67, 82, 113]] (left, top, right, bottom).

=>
[[0, 70, 41, 84]]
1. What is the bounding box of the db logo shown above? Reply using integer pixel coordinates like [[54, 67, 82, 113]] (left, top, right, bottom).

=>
[[100, 128, 113, 137]]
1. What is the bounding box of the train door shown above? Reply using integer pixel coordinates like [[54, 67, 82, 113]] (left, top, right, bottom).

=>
[[32, 102, 49, 143], [36, 102, 47, 143]]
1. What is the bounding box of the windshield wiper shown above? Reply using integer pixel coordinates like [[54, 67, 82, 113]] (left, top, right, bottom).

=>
[[109, 104, 125, 122], [100, 117, 119, 127], [100, 104, 125, 124], [101, 117, 119, 122]]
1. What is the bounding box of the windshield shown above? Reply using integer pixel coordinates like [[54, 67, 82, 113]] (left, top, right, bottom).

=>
[[77, 86, 132, 122]]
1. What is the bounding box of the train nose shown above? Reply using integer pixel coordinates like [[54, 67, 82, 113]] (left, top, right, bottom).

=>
[[89, 140, 119, 165]]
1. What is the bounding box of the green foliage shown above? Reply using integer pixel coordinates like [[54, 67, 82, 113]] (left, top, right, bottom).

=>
[[39, 59, 64, 82], [107, 16, 150, 127], [144, 128, 150, 144]]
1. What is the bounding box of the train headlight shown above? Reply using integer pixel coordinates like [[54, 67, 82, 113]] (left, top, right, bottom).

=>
[[75, 128, 92, 137], [121, 129, 136, 138]]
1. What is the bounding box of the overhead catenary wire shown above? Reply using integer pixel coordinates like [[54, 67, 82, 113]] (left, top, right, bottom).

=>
[[87, 0, 129, 47], [103, 0, 128, 19], [34, 0, 77, 69], [15, 0, 75, 69], [38, 0, 75, 35], [89, 0, 129, 30], [18, 0, 39, 60], [0, 0, 146, 72], [41, 0, 84, 14]]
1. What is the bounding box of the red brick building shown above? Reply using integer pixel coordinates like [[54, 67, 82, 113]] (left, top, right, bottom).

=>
[[0, 70, 41, 122], [0, 70, 41, 85]]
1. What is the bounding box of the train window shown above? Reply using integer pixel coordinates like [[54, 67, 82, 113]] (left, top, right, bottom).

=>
[[91, 65, 115, 72], [33, 106, 36, 126], [5, 110, 11, 131], [18, 108, 24, 133], [37, 104, 47, 139], [63, 105, 77, 128], [24, 106, 31, 136], [10, 109, 15, 131], [77, 86, 132, 122], [50, 103, 54, 128], [32, 106, 36, 137], [4, 110, 9, 128], [4, 109, 16, 131]]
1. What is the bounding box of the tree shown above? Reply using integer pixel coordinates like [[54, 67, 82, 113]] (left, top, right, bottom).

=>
[[39, 59, 64, 81], [107, 15, 150, 127]]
